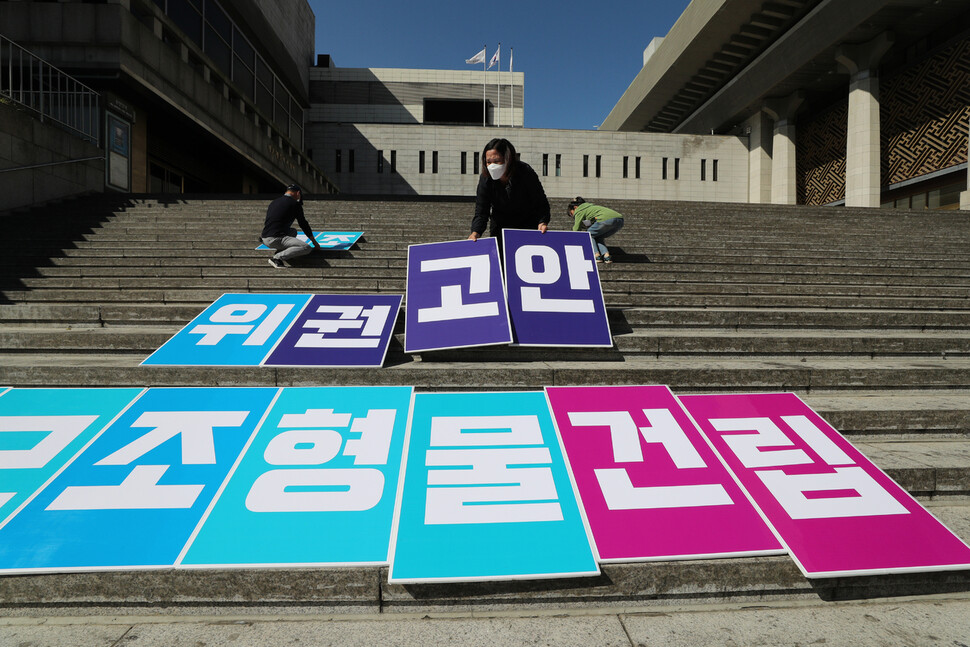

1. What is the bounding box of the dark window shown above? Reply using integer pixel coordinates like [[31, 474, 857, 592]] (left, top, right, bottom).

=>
[[662, 157, 668, 180], [712, 159, 718, 182], [542, 153, 549, 177], [377, 150, 384, 174], [595, 155, 601, 178], [349, 149, 355, 173], [461, 151, 467, 174], [701, 159, 706, 182], [419, 151, 425, 174], [635, 156, 641, 179], [474, 152, 480, 174], [335, 149, 342, 173], [390, 150, 397, 174], [555, 154, 561, 177], [424, 99, 487, 125], [674, 157, 680, 180], [167, 0, 202, 46], [623, 156, 628, 179], [583, 155, 589, 178], [432, 151, 438, 174]]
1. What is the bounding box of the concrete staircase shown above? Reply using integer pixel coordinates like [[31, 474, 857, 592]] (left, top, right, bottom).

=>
[[1, 194, 970, 612]]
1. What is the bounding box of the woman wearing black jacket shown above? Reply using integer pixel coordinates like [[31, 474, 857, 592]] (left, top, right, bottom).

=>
[[468, 138, 550, 248]]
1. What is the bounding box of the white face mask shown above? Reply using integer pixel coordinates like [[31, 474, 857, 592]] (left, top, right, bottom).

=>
[[487, 162, 507, 180]]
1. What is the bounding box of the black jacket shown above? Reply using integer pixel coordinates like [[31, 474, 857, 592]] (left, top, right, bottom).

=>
[[471, 161, 551, 236], [261, 195, 314, 240]]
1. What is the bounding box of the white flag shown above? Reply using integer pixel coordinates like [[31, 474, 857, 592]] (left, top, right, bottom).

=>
[[488, 45, 500, 69], [466, 47, 486, 65], [509, 48, 513, 72]]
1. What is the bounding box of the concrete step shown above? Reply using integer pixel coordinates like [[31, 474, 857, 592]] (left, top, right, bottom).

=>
[[3, 354, 970, 391], [7, 326, 969, 358], [0, 500, 967, 613]]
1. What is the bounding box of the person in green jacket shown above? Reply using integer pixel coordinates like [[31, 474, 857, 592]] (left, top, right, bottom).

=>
[[569, 197, 625, 263]]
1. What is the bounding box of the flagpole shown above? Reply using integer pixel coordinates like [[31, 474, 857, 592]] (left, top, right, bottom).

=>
[[496, 43, 501, 127], [482, 44, 486, 128], [510, 48, 513, 128]]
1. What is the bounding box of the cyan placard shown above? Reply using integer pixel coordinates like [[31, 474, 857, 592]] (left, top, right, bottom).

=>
[[182, 386, 413, 567], [0, 387, 277, 573], [388, 391, 599, 583], [141, 293, 311, 366], [255, 231, 362, 251], [0, 388, 143, 526]]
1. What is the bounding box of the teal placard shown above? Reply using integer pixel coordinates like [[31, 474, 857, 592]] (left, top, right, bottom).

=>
[[388, 391, 599, 583], [0, 388, 143, 526], [181, 386, 413, 566]]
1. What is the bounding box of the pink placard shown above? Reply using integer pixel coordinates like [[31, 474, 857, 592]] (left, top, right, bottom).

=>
[[678, 392, 970, 578], [545, 385, 783, 562]]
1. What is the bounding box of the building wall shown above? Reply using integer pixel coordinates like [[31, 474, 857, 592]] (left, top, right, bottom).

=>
[[798, 101, 847, 206], [309, 68, 524, 127], [310, 124, 748, 201], [881, 38, 970, 186], [249, 0, 315, 95], [0, 103, 103, 213], [797, 35, 969, 207]]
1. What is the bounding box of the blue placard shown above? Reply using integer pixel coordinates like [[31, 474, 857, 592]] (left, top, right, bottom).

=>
[[141, 293, 311, 366], [262, 294, 402, 367], [182, 386, 413, 566], [0, 388, 143, 526], [0, 387, 277, 573], [405, 238, 512, 353], [255, 231, 363, 251], [388, 391, 599, 583], [503, 229, 612, 347]]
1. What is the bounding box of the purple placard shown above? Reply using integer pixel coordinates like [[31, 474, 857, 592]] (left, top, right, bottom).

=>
[[679, 392, 970, 578], [546, 385, 783, 563], [502, 229, 611, 347], [405, 238, 512, 353], [263, 294, 402, 367]]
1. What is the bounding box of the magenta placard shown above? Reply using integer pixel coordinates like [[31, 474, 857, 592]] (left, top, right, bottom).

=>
[[545, 385, 783, 563], [678, 392, 970, 578]]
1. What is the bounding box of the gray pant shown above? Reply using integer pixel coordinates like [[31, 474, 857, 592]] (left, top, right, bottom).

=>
[[262, 228, 312, 262]]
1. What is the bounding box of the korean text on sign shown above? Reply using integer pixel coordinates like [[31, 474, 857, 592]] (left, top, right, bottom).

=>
[[142, 293, 310, 366], [502, 229, 612, 347], [182, 386, 413, 567], [679, 392, 970, 577], [388, 391, 598, 583], [0, 388, 277, 573], [546, 385, 783, 562], [405, 238, 512, 353], [263, 294, 402, 367]]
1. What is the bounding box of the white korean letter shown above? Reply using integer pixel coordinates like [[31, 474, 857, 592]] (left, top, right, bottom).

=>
[[417, 254, 499, 322]]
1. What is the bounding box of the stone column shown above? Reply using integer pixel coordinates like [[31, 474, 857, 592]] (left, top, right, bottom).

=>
[[764, 94, 804, 205], [836, 33, 894, 208], [961, 132, 970, 210], [746, 111, 772, 204]]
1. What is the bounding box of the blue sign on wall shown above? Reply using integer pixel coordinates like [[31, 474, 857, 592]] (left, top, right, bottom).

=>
[[502, 230, 612, 347], [0, 388, 277, 572], [263, 295, 402, 367], [255, 232, 363, 251], [405, 239, 512, 353], [141, 294, 311, 366], [388, 391, 599, 583], [182, 386, 413, 567], [0, 388, 142, 527]]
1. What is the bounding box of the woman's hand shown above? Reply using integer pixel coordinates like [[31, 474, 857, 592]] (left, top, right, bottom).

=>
[[468, 231, 480, 241], [538, 223, 548, 234]]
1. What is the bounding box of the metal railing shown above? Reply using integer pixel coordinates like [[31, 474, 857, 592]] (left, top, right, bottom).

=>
[[0, 34, 100, 145]]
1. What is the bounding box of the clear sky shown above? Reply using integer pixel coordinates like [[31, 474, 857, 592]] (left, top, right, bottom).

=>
[[310, 1, 690, 131]]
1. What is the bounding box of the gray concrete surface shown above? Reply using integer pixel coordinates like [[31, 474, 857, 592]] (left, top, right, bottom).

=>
[[3, 595, 970, 646]]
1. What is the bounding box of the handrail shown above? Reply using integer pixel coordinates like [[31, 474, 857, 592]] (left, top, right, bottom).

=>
[[0, 156, 105, 174], [0, 35, 101, 145]]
